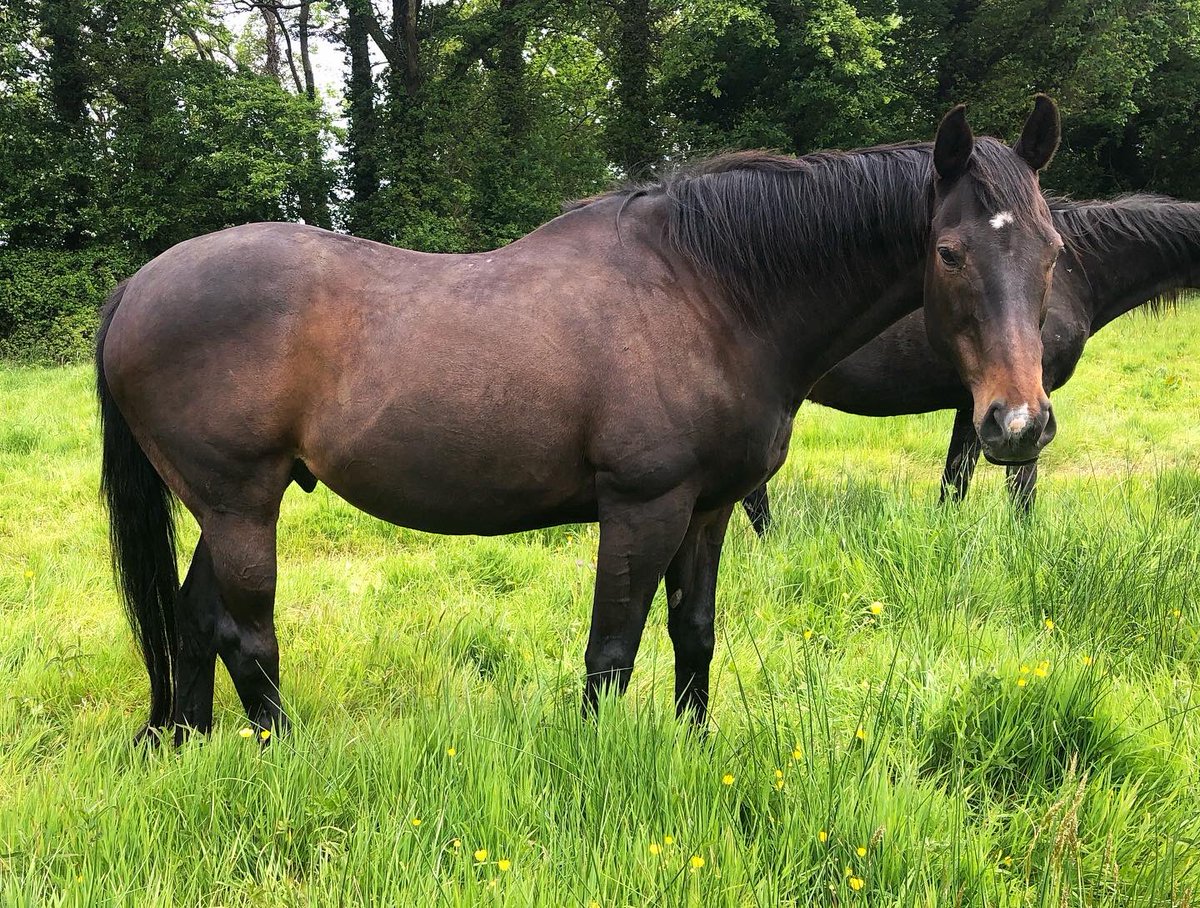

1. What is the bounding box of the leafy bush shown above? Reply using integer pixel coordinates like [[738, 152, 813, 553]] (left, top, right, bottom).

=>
[[0, 246, 140, 363]]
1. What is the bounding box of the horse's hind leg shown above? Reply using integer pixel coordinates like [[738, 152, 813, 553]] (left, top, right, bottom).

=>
[[665, 504, 734, 724], [203, 510, 287, 735], [172, 536, 221, 744], [741, 485, 772, 537], [940, 407, 981, 503]]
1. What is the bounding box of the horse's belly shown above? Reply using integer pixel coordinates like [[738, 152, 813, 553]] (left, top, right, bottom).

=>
[[304, 431, 598, 535]]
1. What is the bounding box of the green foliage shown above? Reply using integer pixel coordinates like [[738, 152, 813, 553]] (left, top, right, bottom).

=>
[[8, 0, 1200, 358], [0, 246, 139, 363]]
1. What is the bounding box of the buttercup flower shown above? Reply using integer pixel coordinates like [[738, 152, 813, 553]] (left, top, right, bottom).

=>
[[856, 846, 867, 857], [689, 855, 704, 870], [722, 773, 734, 786], [869, 602, 883, 616], [474, 849, 488, 862], [818, 830, 828, 843], [497, 859, 511, 872], [239, 727, 253, 738], [849, 877, 865, 891], [663, 835, 674, 846], [649, 842, 660, 855]]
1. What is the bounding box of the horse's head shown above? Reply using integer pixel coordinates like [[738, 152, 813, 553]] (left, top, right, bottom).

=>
[[923, 96, 1063, 465]]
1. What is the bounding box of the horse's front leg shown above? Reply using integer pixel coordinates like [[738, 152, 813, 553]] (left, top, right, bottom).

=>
[[665, 504, 734, 724], [583, 484, 697, 714], [1006, 461, 1038, 514], [940, 407, 982, 503]]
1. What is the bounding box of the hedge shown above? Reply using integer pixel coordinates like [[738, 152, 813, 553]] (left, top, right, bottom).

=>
[[0, 246, 142, 364]]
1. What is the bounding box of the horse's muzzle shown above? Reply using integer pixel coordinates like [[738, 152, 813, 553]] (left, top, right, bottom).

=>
[[978, 399, 1056, 465]]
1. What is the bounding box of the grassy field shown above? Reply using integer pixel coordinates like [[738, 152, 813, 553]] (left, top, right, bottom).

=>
[[2, 307, 1199, 906]]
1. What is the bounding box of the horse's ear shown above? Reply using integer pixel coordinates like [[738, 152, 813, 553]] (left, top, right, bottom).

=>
[[1013, 94, 1060, 172], [934, 104, 974, 181]]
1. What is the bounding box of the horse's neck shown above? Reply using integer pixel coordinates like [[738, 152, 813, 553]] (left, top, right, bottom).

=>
[[789, 263, 927, 388], [1070, 201, 1200, 332]]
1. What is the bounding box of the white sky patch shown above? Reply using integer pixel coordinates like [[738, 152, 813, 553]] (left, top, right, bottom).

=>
[[990, 211, 1015, 229]]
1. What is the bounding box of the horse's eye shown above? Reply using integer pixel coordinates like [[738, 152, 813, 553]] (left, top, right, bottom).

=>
[[937, 246, 962, 270]]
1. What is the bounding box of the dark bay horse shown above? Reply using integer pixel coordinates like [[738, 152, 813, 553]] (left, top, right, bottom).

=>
[[97, 100, 1061, 742], [741, 193, 1200, 534]]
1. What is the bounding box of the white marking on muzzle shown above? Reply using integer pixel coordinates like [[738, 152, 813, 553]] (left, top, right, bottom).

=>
[[990, 211, 1014, 229], [1006, 403, 1030, 435]]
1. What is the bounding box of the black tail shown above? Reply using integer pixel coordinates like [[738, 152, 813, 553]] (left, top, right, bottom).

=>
[[96, 281, 179, 733]]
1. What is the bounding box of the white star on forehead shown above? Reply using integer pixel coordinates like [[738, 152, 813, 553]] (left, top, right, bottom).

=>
[[990, 211, 1014, 229]]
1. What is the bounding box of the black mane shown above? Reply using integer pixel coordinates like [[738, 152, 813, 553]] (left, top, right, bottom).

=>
[[1050, 194, 1200, 314], [574, 138, 1045, 324]]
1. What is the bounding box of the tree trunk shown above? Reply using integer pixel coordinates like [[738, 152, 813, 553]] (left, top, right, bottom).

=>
[[607, 0, 659, 176], [345, 0, 380, 237], [41, 0, 91, 248], [299, 0, 317, 100], [262, 6, 282, 81], [494, 0, 529, 137]]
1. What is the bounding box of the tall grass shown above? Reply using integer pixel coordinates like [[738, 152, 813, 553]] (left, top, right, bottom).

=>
[[1, 308, 1199, 906]]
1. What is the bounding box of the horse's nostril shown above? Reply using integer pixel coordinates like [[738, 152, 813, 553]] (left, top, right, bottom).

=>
[[978, 400, 1007, 444]]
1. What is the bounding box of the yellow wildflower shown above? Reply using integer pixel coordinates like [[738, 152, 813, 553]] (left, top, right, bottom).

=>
[[849, 877, 865, 891], [259, 729, 270, 741], [689, 855, 704, 870], [1044, 618, 1055, 631], [1034, 660, 1049, 677], [857, 846, 867, 857], [411, 818, 422, 827], [869, 601, 883, 616], [446, 747, 457, 757], [818, 830, 828, 843], [775, 778, 784, 790], [1017, 677, 1027, 688], [803, 629, 814, 641], [1019, 664, 1030, 674], [452, 839, 461, 849], [238, 727, 253, 738], [497, 859, 511, 872], [855, 726, 866, 741], [1081, 655, 1093, 666], [722, 773, 734, 786], [474, 849, 488, 862], [24, 570, 34, 580], [792, 746, 803, 760], [649, 842, 660, 855], [775, 769, 784, 780], [663, 835, 674, 846]]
